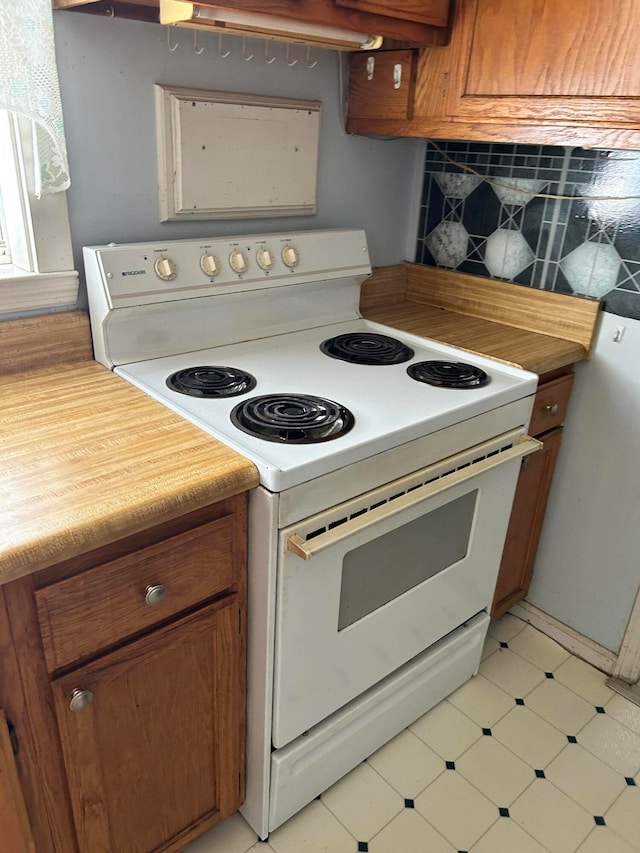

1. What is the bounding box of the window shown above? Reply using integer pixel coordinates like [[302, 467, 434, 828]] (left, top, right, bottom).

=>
[[0, 110, 78, 314]]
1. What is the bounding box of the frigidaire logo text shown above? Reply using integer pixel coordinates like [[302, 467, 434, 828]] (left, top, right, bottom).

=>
[[121, 270, 147, 276]]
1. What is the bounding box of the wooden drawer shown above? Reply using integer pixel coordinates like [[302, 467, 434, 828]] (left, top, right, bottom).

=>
[[35, 515, 238, 672], [528, 373, 574, 436]]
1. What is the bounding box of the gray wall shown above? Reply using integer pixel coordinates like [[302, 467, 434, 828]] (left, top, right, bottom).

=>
[[53, 13, 422, 307]]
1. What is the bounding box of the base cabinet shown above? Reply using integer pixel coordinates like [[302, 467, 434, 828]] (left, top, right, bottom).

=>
[[491, 371, 573, 619], [0, 710, 35, 853], [52, 598, 244, 853], [0, 495, 247, 853]]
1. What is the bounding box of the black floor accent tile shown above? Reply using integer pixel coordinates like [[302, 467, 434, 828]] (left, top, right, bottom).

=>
[[446, 761, 456, 770], [625, 777, 637, 786], [499, 807, 510, 817], [482, 728, 492, 736], [535, 769, 546, 778], [515, 698, 525, 706], [595, 706, 606, 714], [594, 816, 606, 826], [499, 642, 509, 648], [545, 672, 555, 679], [567, 735, 578, 744], [358, 842, 369, 852], [404, 798, 415, 809]]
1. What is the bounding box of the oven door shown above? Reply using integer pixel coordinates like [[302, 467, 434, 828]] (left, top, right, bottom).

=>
[[272, 430, 540, 748]]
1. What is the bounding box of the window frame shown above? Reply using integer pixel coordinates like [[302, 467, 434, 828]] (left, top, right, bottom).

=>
[[0, 111, 78, 314]]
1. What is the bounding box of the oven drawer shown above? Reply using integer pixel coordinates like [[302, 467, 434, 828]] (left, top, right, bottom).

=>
[[35, 515, 237, 671]]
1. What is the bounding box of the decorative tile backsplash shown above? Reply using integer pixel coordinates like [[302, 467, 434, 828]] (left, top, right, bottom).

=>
[[415, 142, 640, 321]]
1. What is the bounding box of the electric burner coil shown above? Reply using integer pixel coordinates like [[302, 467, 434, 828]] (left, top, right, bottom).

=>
[[231, 394, 355, 443]]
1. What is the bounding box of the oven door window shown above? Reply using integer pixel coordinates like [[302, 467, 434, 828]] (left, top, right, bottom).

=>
[[338, 490, 477, 630]]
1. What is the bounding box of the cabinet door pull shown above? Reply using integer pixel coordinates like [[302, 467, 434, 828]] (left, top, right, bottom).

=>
[[69, 688, 94, 712], [145, 584, 167, 606], [544, 403, 559, 415]]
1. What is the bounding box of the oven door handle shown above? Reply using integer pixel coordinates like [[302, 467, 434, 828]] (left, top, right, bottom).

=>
[[287, 435, 541, 561]]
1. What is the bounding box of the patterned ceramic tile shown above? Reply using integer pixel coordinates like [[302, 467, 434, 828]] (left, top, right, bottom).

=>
[[410, 699, 482, 760], [368, 809, 455, 853], [479, 648, 546, 698], [507, 625, 571, 672], [545, 744, 627, 815], [554, 656, 616, 706], [415, 141, 640, 320], [510, 779, 594, 853], [487, 614, 526, 643], [605, 693, 640, 736], [447, 673, 514, 727], [183, 813, 258, 853], [415, 767, 498, 849], [577, 714, 640, 777], [367, 728, 445, 797], [604, 785, 640, 848], [492, 706, 568, 767], [267, 799, 356, 853], [525, 679, 597, 735], [321, 761, 404, 840], [455, 735, 534, 806], [469, 817, 549, 853]]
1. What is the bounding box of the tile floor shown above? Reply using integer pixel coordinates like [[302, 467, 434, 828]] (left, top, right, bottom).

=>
[[186, 614, 640, 853]]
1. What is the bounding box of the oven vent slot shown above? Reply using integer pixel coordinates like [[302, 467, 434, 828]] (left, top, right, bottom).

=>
[[301, 437, 518, 542]]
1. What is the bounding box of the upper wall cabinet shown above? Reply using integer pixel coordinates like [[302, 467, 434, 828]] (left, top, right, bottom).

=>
[[53, 0, 452, 45], [347, 0, 640, 148]]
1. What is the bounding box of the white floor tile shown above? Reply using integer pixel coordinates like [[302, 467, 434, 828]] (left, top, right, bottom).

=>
[[480, 648, 546, 697], [488, 613, 526, 643], [367, 729, 444, 798], [545, 744, 627, 815], [456, 735, 534, 806], [268, 800, 355, 853], [577, 826, 639, 853], [526, 678, 597, 734], [410, 699, 482, 759], [508, 624, 571, 672], [481, 634, 500, 661], [492, 706, 567, 767], [605, 693, 640, 737], [470, 817, 549, 853], [555, 656, 616, 706], [604, 786, 640, 849], [415, 768, 498, 850], [510, 779, 594, 853], [447, 673, 514, 727], [321, 761, 403, 841], [183, 813, 258, 853], [578, 713, 640, 777], [368, 809, 455, 853]]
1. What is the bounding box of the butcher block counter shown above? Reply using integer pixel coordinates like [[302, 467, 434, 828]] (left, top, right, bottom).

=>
[[360, 263, 600, 375], [0, 311, 259, 584]]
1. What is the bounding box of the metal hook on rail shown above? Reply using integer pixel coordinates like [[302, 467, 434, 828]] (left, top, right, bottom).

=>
[[286, 43, 298, 67], [218, 32, 231, 58], [105, 5, 115, 17], [193, 30, 205, 55], [264, 40, 277, 64], [167, 26, 179, 51], [305, 46, 317, 69], [242, 38, 254, 61]]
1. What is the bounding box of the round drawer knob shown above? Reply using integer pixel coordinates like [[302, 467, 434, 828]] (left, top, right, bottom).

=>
[[145, 584, 167, 607], [544, 403, 559, 416], [69, 688, 93, 712]]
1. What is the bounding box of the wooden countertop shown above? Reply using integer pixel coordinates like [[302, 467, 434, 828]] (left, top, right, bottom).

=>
[[361, 264, 601, 375], [1, 355, 259, 585]]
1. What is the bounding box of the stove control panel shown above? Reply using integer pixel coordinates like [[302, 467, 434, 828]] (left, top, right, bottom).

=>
[[87, 229, 371, 308]]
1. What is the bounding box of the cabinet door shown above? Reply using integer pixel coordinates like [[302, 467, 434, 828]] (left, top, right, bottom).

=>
[[51, 597, 245, 853], [491, 427, 563, 620], [335, 0, 449, 28], [0, 710, 35, 853], [445, 0, 640, 124]]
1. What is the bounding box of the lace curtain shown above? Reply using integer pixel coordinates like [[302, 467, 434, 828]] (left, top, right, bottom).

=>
[[0, 0, 70, 195]]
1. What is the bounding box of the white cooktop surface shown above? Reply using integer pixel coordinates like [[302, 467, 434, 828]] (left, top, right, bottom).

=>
[[116, 319, 537, 492]]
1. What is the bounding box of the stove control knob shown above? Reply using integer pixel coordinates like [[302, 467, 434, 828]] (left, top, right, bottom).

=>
[[229, 249, 249, 274], [281, 244, 300, 269], [256, 247, 275, 270], [154, 255, 178, 281], [200, 252, 220, 277]]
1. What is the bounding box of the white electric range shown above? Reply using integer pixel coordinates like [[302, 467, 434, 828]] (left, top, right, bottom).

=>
[[85, 228, 538, 838]]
